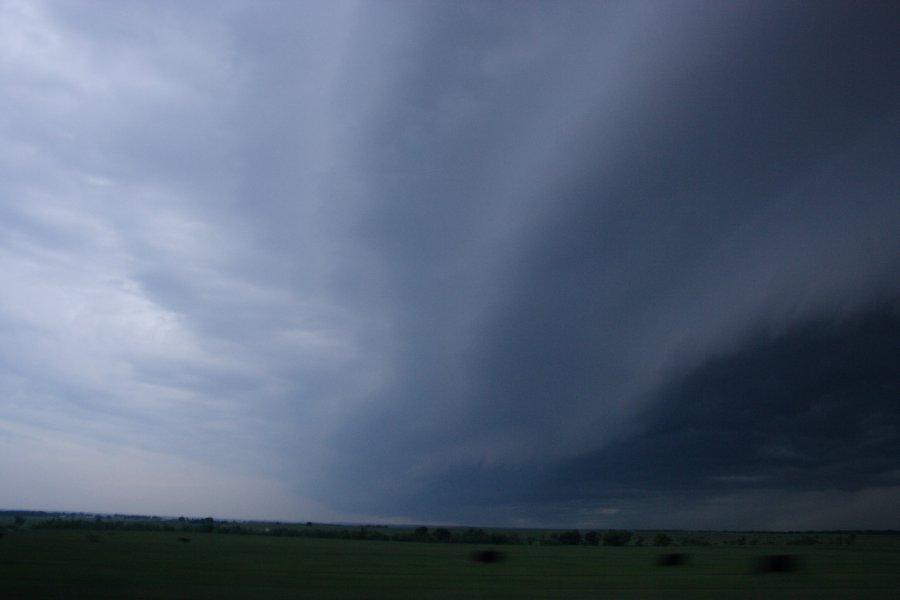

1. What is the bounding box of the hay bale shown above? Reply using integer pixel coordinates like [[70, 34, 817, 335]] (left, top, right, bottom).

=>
[[471, 549, 505, 563], [753, 554, 802, 574], [656, 552, 689, 566]]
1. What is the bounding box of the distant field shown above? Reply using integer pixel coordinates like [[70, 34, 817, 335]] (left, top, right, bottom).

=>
[[1, 528, 899, 599]]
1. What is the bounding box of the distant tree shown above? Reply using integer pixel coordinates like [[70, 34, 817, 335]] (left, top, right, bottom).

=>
[[542, 534, 559, 546], [602, 530, 633, 546], [634, 535, 644, 546], [558, 530, 582, 545], [787, 535, 819, 546], [414, 526, 430, 541], [653, 533, 672, 547], [584, 531, 600, 546], [14, 516, 25, 528], [490, 531, 511, 544], [678, 535, 710, 547], [433, 527, 452, 542], [461, 528, 491, 544]]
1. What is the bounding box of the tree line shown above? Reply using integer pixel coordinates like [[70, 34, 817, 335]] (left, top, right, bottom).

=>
[[27, 518, 661, 546], [12, 518, 865, 547]]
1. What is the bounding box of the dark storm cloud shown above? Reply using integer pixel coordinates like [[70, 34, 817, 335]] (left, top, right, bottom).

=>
[[541, 307, 900, 492], [315, 1, 900, 526], [342, 305, 900, 530]]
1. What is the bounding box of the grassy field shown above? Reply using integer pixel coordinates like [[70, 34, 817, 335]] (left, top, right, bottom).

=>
[[1, 528, 899, 599]]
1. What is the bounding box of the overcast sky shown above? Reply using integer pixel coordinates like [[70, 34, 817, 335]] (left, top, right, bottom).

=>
[[1, 0, 898, 530]]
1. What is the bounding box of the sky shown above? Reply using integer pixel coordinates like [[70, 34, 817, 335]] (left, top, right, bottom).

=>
[[1, 0, 898, 530]]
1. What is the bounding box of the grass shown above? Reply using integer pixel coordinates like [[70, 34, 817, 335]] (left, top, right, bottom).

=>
[[1, 529, 898, 599]]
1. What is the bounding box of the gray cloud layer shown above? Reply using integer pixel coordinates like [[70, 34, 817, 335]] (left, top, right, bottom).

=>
[[1, 0, 898, 528]]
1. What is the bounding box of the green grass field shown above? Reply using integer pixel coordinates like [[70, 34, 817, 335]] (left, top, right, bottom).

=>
[[1, 529, 898, 599]]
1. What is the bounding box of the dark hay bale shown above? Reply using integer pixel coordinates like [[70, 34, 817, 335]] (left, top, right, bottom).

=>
[[471, 549, 505, 563], [178, 537, 191, 543], [656, 553, 689, 566], [753, 554, 802, 574]]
